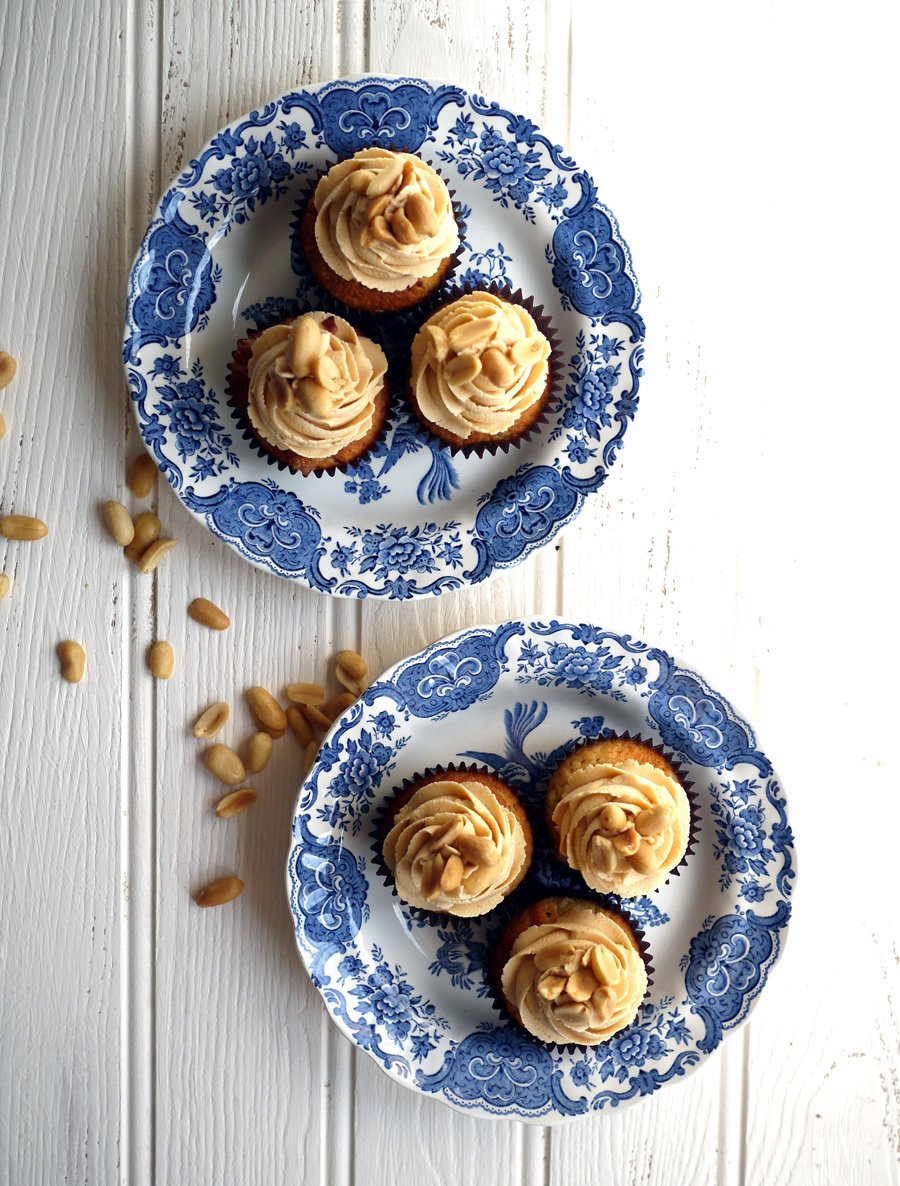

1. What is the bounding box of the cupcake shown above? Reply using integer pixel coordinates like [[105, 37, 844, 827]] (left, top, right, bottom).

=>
[[497, 897, 647, 1045], [546, 737, 691, 897], [301, 148, 461, 313], [227, 311, 389, 475], [381, 768, 532, 917], [408, 291, 552, 448]]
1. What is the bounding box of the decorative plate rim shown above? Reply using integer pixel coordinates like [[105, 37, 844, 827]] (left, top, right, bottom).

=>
[[123, 73, 645, 600], [285, 618, 796, 1123]]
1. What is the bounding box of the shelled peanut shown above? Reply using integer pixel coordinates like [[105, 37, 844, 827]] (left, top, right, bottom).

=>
[[127, 452, 157, 499]]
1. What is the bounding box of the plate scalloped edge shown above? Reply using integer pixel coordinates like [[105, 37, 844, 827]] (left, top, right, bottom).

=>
[[285, 618, 796, 1123], [123, 74, 645, 599]]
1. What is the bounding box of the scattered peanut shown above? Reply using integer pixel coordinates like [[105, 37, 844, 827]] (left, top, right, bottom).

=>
[[127, 452, 157, 499], [303, 740, 319, 776], [634, 804, 671, 836], [335, 650, 368, 699], [148, 640, 175, 679], [245, 731, 273, 773], [204, 743, 246, 785], [246, 686, 287, 737], [440, 852, 464, 893], [323, 691, 356, 722], [286, 681, 325, 706], [0, 351, 16, 389], [0, 573, 9, 599], [215, 787, 257, 819], [0, 412, 6, 439], [349, 168, 375, 194], [194, 876, 244, 907], [405, 191, 439, 236], [420, 856, 442, 901], [565, 967, 598, 1002], [591, 985, 617, 1021], [612, 827, 641, 857], [0, 515, 48, 541], [192, 701, 230, 739], [553, 1002, 589, 1025], [590, 944, 620, 986], [425, 323, 449, 362], [448, 316, 495, 351], [590, 834, 617, 873], [537, 973, 567, 1002], [103, 500, 135, 546], [124, 511, 161, 562], [511, 336, 545, 368], [443, 351, 481, 386], [188, 597, 230, 630], [286, 705, 314, 745], [365, 154, 403, 196], [598, 803, 628, 835], [301, 703, 331, 732], [480, 346, 516, 388], [138, 537, 178, 574], [288, 315, 321, 376], [57, 640, 86, 683], [628, 843, 662, 875]]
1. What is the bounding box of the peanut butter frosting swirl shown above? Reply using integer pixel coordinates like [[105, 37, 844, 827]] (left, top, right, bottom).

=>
[[383, 779, 528, 916], [313, 148, 460, 293], [501, 905, 647, 1044], [246, 312, 387, 459], [411, 292, 551, 439], [552, 759, 690, 896]]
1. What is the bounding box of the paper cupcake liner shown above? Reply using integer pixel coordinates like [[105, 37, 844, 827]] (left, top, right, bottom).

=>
[[403, 282, 563, 459], [544, 730, 700, 892], [224, 318, 393, 479], [482, 896, 655, 1053], [288, 158, 468, 321]]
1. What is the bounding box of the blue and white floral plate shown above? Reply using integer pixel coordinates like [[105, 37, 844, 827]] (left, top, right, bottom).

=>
[[123, 75, 643, 599], [286, 619, 795, 1122]]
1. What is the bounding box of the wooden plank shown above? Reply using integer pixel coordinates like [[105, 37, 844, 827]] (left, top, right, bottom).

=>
[[0, 2, 129, 1183], [150, 4, 344, 1186]]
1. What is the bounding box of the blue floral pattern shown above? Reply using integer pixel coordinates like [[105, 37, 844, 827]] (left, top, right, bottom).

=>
[[647, 657, 772, 775], [456, 241, 513, 290], [389, 621, 523, 720], [466, 464, 583, 582], [125, 193, 220, 359], [546, 172, 638, 318], [551, 329, 640, 467], [288, 816, 369, 982], [423, 917, 493, 994], [184, 123, 310, 234], [339, 945, 448, 1059], [155, 358, 239, 481], [417, 1028, 586, 1117], [300, 709, 410, 836], [124, 75, 645, 599], [440, 113, 564, 224], [515, 634, 646, 702], [287, 619, 795, 1122]]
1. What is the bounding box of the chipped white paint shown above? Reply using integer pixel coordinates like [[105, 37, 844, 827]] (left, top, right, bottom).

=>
[[0, 0, 897, 1183]]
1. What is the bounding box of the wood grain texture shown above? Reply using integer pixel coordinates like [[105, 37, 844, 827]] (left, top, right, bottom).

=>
[[149, 4, 361, 1185], [0, 1, 131, 1184], [1, 0, 899, 1183]]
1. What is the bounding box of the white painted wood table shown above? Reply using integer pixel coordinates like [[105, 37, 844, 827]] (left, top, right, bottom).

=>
[[1, 1, 898, 1182]]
